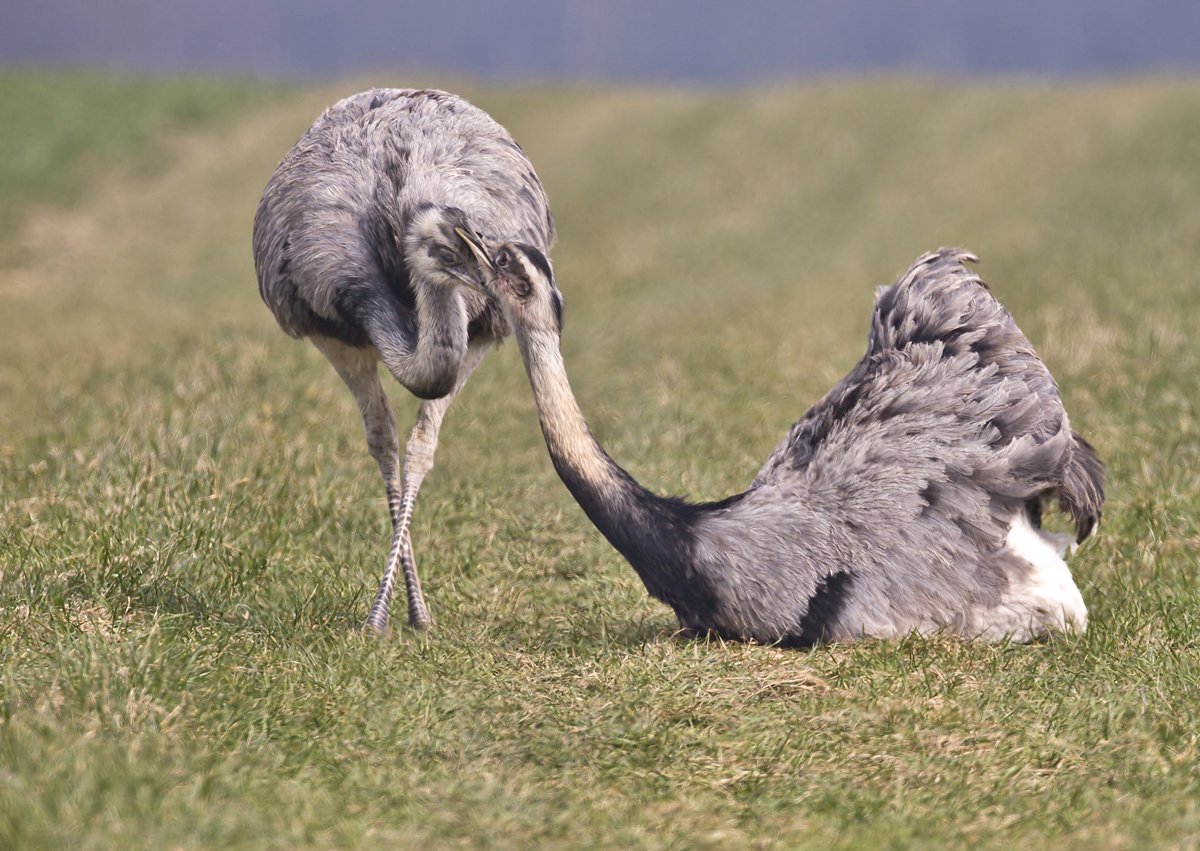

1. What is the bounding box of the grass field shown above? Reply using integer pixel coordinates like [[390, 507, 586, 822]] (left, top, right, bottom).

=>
[[2, 70, 1200, 849]]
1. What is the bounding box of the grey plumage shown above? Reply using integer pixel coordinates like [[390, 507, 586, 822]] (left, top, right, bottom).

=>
[[252, 88, 556, 632], [468, 238, 1104, 646]]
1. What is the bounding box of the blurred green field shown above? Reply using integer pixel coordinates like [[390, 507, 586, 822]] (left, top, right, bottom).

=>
[[2, 71, 1200, 849]]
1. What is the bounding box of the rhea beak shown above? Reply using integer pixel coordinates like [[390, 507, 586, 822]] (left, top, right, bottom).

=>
[[454, 225, 499, 302], [446, 265, 487, 294], [455, 225, 493, 270]]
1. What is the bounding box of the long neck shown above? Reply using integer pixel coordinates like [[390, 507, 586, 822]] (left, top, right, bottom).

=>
[[374, 283, 468, 400], [516, 328, 698, 597]]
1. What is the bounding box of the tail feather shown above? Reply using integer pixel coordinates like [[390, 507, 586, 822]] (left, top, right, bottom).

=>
[[1059, 430, 1105, 543]]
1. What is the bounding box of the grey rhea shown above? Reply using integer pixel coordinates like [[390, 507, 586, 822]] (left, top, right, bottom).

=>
[[466, 235, 1105, 645], [252, 89, 556, 633]]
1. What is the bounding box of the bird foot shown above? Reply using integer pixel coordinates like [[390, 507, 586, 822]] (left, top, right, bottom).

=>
[[407, 609, 434, 632], [362, 614, 392, 638], [363, 594, 433, 634], [362, 611, 433, 636]]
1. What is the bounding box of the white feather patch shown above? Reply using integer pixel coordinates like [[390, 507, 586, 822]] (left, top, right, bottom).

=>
[[972, 513, 1088, 642]]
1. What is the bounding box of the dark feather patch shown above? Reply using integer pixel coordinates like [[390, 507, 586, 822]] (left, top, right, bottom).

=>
[[1060, 430, 1106, 542], [550, 288, 564, 332], [550, 454, 721, 628], [517, 244, 554, 284], [784, 571, 855, 647], [311, 279, 373, 347]]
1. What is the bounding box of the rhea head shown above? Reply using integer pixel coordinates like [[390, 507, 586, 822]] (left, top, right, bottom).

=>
[[458, 228, 563, 336], [403, 204, 492, 296]]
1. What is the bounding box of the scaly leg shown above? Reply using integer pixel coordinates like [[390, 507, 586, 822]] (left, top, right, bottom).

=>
[[311, 337, 408, 632], [313, 336, 493, 633], [377, 337, 494, 630]]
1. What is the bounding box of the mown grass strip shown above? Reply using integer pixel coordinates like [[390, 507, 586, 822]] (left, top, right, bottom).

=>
[[1, 73, 1200, 849]]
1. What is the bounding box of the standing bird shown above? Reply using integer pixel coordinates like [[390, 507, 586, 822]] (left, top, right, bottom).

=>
[[465, 234, 1104, 645], [253, 89, 556, 633]]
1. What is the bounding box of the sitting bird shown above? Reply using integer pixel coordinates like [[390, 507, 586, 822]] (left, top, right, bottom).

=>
[[462, 232, 1104, 645], [253, 89, 555, 633]]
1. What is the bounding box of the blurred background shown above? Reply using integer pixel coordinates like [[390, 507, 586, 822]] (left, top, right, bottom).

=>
[[4, 0, 1200, 81]]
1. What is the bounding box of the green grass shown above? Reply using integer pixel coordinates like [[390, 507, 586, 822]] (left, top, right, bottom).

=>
[[0, 69, 282, 238], [3, 71, 1200, 848]]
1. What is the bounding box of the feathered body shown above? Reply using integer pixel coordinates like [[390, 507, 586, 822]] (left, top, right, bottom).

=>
[[254, 88, 555, 383], [251, 89, 556, 631], [472, 241, 1104, 646]]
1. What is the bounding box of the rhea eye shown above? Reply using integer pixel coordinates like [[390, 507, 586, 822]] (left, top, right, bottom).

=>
[[495, 250, 510, 268], [436, 248, 456, 265]]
